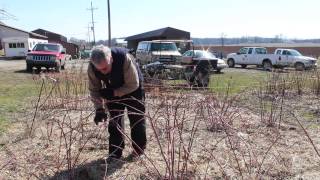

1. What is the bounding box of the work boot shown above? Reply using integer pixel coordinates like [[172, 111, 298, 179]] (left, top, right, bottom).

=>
[[105, 155, 124, 173], [106, 155, 122, 164], [125, 151, 145, 162]]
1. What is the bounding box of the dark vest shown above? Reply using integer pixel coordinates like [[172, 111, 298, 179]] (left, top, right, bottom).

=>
[[91, 47, 143, 90], [91, 47, 126, 89]]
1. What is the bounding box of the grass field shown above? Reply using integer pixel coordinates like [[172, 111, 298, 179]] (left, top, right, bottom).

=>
[[0, 71, 39, 133], [167, 70, 268, 94], [210, 70, 267, 94]]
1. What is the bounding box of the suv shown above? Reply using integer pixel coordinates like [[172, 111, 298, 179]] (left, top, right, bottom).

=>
[[26, 43, 67, 72], [136, 40, 182, 65]]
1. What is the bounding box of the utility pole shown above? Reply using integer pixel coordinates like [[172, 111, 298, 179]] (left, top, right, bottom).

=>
[[220, 33, 227, 59], [86, 23, 91, 46], [107, 0, 112, 47], [87, 1, 97, 46]]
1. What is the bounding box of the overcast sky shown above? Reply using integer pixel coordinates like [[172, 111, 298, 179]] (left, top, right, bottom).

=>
[[1, 0, 320, 40]]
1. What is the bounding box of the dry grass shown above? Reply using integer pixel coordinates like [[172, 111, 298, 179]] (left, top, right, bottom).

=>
[[0, 63, 320, 179]]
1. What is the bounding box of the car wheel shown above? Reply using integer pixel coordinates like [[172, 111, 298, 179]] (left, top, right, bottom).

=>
[[216, 69, 221, 73], [227, 59, 235, 68], [195, 72, 209, 88], [295, 62, 305, 71], [36, 67, 41, 73], [61, 62, 66, 70], [26, 64, 33, 72], [55, 63, 61, 72], [262, 60, 272, 71], [241, 64, 247, 68]]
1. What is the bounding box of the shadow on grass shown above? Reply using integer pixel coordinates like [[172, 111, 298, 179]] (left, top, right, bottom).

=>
[[49, 158, 125, 180], [14, 69, 30, 74], [14, 69, 57, 74]]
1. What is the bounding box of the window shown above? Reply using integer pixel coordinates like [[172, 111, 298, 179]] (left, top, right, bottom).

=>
[[183, 51, 192, 57], [194, 51, 203, 58], [248, 48, 253, 54], [288, 50, 301, 56], [282, 50, 289, 55], [13, 43, 25, 48], [239, 48, 248, 54], [276, 50, 282, 55], [150, 43, 178, 51], [137, 42, 147, 50], [33, 44, 60, 52], [255, 48, 267, 54]]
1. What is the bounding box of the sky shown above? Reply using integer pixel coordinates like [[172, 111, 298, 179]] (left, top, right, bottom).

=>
[[1, 0, 320, 41]]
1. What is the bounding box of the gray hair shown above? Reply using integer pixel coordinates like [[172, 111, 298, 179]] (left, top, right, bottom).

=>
[[90, 45, 111, 65]]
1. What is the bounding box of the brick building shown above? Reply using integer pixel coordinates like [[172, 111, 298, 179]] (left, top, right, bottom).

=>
[[32, 29, 79, 58], [196, 43, 320, 58]]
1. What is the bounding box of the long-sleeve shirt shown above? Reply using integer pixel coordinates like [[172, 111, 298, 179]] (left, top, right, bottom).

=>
[[87, 53, 139, 109]]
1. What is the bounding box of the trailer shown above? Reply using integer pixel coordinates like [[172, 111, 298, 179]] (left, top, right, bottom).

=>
[[2, 37, 47, 58]]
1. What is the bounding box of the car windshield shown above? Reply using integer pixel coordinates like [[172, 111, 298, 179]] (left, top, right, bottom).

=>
[[289, 50, 302, 56], [33, 44, 60, 52], [195, 51, 216, 58], [150, 43, 178, 51]]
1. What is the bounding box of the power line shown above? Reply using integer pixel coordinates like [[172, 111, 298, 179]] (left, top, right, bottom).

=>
[[87, 1, 97, 46], [0, 9, 17, 21]]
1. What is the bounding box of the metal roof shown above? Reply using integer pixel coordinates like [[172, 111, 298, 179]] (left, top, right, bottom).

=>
[[0, 23, 47, 39], [125, 27, 190, 41]]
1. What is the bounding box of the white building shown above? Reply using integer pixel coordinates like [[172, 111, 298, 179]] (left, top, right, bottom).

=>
[[0, 23, 48, 58], [115, 38, 127, 48]]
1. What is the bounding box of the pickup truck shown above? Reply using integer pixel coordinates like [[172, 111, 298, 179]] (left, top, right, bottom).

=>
[[227, 47, 318, 71], [26, 43, 67, 72]]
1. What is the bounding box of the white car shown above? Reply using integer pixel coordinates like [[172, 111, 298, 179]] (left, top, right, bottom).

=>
[[227, 47, 317, 71]]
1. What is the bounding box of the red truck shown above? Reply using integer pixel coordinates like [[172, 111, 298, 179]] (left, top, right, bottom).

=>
[[26, 43, 67, 72]]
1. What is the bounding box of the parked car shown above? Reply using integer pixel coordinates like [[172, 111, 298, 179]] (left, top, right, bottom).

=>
[[80, 50, 91, 59], [26, 43, 67, 72], [136, 40, 182, 65], [182, 50, 227, 72], [181, 50, 225, 87], [227, 47, 318, 71]]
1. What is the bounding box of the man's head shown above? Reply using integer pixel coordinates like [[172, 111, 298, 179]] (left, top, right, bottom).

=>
[[90, 45, 113, 74]]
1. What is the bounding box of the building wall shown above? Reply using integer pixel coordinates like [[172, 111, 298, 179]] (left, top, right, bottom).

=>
[[0, 25, 29, 51], [126, 28, 190, 50], [195, 45, 320, 58], [128, 36, 185, 50]]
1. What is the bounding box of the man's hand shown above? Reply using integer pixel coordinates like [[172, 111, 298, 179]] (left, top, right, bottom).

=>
[[94, 108, 108, 125], [99, 88, 114, 99]]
